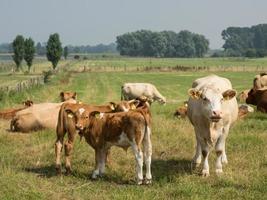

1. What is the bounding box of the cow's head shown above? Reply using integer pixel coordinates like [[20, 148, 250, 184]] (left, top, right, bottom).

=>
[[60, 91, 77, 102], [245, 88, 263, 105], [23, 100, 33, 107], [155, 96, 166, 105], [65, 106, 90, 131], [188, 87, 236, 122], [114, 100, 140, 112]]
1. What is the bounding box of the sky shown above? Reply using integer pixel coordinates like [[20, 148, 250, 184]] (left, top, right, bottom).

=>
[[0, 0, 267, 49]]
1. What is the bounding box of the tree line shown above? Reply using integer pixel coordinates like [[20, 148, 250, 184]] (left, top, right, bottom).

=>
[[12, 33, 64, 71], [116, 30, 209, 57], [222, 24, 267, 57]]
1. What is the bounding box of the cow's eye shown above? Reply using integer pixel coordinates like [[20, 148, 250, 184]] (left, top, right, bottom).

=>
[[203, 97, 208, 101]]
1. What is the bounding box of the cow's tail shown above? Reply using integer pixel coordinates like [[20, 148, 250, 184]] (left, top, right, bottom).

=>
[[56, 103, 67, 140]]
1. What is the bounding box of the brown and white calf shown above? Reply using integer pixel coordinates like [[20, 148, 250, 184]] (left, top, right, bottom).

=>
[[56, 103, 152, 185], [187, 75, 238, 176], [55, 100, 141, 174]]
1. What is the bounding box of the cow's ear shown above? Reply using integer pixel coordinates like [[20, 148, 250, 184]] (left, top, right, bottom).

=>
[[188, 88, 201, 99], [223, 89, 236, 100], [73, 92, 77, 99], [90, 111, 102, 119], [109, 102, 116, 110]]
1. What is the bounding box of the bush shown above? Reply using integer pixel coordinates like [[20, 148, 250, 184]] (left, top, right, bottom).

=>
[[74, 55, 80, 60], [42, 70, 53, 83]]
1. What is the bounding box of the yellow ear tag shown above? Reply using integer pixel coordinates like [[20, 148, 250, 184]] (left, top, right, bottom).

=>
[[131, 104, 136, 110], [95, 113, 100, 119], [68, 113, 73, 118]]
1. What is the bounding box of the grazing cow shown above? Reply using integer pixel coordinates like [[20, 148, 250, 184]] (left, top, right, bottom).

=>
[[187, 75, 238, 176], [121, 83, 166, 104], [253, 73, 267, 90], [0, 100, 33, 120], [10, 92, 78, 132], [55, 100, 141, 174], [237, 90, 250, 103], [56, 103, 152, 185], [174, 101, 188, 118], [246, 88, 267, 113]]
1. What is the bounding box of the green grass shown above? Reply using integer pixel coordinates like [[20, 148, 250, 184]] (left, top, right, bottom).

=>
[[1, 61, 267, 199]]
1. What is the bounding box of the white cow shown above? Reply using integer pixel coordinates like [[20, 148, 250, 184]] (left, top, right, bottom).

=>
[[121, 83, 166, 104], [187, 75, 238, 176]]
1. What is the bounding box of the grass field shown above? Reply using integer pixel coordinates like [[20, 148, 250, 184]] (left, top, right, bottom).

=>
[[1, 63, 267, 199]]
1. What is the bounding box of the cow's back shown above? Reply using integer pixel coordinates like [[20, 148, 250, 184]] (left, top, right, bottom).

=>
[[122, 83, 153, 99]]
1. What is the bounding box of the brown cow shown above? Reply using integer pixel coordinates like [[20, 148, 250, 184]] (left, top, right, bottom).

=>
[[174, 101, 188, 118], [238, 104, 254, 118], [55, 100, 141, 174], [56, 103, 152, 185], [60, 91, 77, 102], [246, 88, 267, 112], [0, 100, 33, 120], [237, 90, 250, 103]]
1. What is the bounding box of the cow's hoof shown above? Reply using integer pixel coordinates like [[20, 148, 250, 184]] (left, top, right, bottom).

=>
[[215, 169, 223, 175], [55, 165, 62, 175], [201, 170, 210, 177], [65, 166, 72, 175], [137, 179, 143, 185], [143, 179, 152, 185]]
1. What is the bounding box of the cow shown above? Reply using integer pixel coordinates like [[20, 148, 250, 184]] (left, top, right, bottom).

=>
[[237, 89, 250, 103], [238, 104, 254, 119], [55, 99, 141, 174], [246, 88, 267, 113], [0, 100, 33, 120], [10, 92, 78, 132], [121, 83, 166, 104], [174, 101, 188, 118], [253, 73, 267, 90], [56, 103, 152, 185], [187, 75, 238, 176]]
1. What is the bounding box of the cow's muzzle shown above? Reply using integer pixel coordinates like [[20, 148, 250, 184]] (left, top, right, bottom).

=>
[[75, 124, 84, 131]]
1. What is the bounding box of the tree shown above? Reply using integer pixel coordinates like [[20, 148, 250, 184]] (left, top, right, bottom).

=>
[[12, 35, 25, 71], [46, 33, 63, 69], [63, 46, 68, 59], [24, 37, 35, 72]]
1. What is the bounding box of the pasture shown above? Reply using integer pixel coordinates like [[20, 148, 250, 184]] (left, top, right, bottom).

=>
[[1, 59, 267, 199]]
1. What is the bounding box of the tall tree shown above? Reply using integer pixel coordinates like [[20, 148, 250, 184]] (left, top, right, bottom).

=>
[[63, 46, 68, 59], [12, 35, 25, 71], [24, 37, 35, 72], [46, 33, 63, 69]]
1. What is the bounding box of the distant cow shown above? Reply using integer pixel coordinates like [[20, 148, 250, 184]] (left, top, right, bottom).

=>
[[121, 83, 166, 104], [253, 73, 267, 90], [237, 90, 250, 103], [0, 100, 33, 120], [187, 75, 238, 176], [174, 101, 188, 118], [246, 88, 267, 113], [56, 103, 152, 185], [60, 91, 77, 102], [238, 104, 254, 119]]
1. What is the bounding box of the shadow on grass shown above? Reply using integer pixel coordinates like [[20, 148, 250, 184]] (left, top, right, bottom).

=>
[[24, 165, 57, 178], [152, 158, 192, 182]]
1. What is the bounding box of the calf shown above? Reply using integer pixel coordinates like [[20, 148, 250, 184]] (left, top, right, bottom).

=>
[[55, 100, 140, 174], [60, 103, 152, 185], [246, 88, 267, 112], [174, 101, 188, 118], [0, 100, 33, 120]]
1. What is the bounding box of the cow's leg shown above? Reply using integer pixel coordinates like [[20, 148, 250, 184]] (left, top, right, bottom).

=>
[[55, 138, 64, 175], [215, 136, 224, 174], [221, 125, 230, 164], [131, 141, 144, 185], [200, 141, 210, 177], [192, 137, 202, 167], [64, 140, 73, 174], [99, 148, 107, 176], [143, 127, 152, 184], [92, 149, 101, 179]]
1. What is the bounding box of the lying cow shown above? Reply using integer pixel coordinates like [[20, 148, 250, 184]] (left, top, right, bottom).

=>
[[174, 101, 188, 118], [238, 104, 254, 119], [187, 75, 238, 176], [0, 100, 33, 120], [55, 99, 140, 174], [56, 103, 152, 185], [253, 73, 267, 90], [121, 83, 166, 104], [10, 92, 78, 132], [246, 88, 267, 113]]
